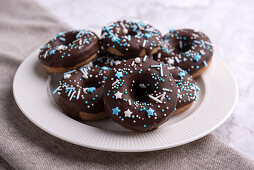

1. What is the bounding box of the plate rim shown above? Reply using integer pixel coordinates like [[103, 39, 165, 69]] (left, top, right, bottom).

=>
[[13, 49, 239, 152]]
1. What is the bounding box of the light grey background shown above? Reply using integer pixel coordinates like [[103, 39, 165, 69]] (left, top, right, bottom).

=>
[[36, 0, 254, 159]]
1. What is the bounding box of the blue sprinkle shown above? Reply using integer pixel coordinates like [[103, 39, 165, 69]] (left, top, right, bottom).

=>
[[57, 32, 65, 37], [59, 37, 66, 41], [203, 60, 208, 67], [112, 107, 120, 115], [146, 108, 154, 116], [193, 53, 201, 62], [145, 33, 152, 39], [115, 71, 123, 79], [88, 87, 96, 93], [49, 49, 56, 55], [101, 66, 111, 70], [178, 71, 186, 78]]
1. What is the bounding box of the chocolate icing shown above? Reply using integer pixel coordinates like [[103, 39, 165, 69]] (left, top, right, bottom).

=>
[[153, 29, 213, 75], [167, 66, 199, 109], [55, 66, 111, 120], [104, 58, 177, 132], [101, 20, 161, 57], [38, 30, 100, 68]]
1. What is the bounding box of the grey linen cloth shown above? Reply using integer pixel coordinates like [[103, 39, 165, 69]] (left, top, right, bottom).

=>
[[0, 0, 254, 169]]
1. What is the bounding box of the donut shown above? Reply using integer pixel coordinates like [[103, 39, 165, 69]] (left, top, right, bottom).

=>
[[54, 66, 111, 120], [101, 20, 161, 58], [104, 57, 177, 132], [38, 30, 100, 73], [167, 66, 200, 114], [153, 29, 213, 78], [93, 51, 126, 68]]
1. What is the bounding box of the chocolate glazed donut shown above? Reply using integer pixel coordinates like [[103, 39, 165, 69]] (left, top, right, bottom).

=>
[[54, 66, 111, 120], [38, 30, 100, 73], [153, 29, 213, 78], [101, 20, 161, 58], [167, 66, 200, 114], [104, 58, 177, 132]]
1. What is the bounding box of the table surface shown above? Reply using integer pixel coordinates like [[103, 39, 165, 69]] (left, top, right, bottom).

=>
[[36, 0, 254, 160]]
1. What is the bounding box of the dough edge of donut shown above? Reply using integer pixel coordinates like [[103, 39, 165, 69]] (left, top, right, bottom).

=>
[[41, 53, 98, 73], [79, 111, 108, 121], [173, 102, 193, 115], [191, 59, 212, 78], [58, 98, 108, 121]]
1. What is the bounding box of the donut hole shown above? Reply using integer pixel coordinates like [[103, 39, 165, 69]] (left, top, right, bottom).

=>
[[173, 37, 193, 54], [83, 78, 101, 89], [128, 29, 139, 36], [131, 80, 154, 102], [63, 32, 80, 45], [55, 32, 80, 46]]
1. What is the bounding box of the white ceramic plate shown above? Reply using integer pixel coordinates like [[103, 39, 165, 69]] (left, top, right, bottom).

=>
[[13, 49, 238, 152]]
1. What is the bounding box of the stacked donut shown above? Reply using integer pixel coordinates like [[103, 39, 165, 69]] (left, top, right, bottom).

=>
[[38, 20, 213, 132]]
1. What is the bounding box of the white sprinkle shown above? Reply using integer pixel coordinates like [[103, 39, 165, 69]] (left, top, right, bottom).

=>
[[114, 91, 123, 99], [79, 39, 82, 45], [167, 58, 174, 65], [149, 95, 162, 103], [179, 41, 183, 49], [69, 91, 76, 101], [151, 65, 160, 68], [64, 70, 75, 75], [175, 57, 180, 63], [53, 86, 60, 94], [44, 50, 48, 58], [167, 66, 175, 70], [160, 64, 163, 77], [123, 29, 128, 34], [101, 32, 107, 38], [68, 90, 72, 97], [73, 39, 79, 43], [157, 53, 161, 59], [205, 41, 212, 45], [76, 90, 81, 99], [128, 35, 131, 41], [56, 45, 67, 51], [131, 61, 135, 66], [135, 57, 141, 63], [200, 50, 205, 55], [128, 99, 132, 106], [192, 33, 199, 37], [120, 22, 128, 34], [80, 68, 88, 79], [64, 74, 71, 79], [143, 55, 147, 62], [139, 83, 146, 88], [161, 92, 166, 101], [112, 79, 119, 86], [83, 88, 88, 94], [162, 88, 170, 92], [143, 40, 146, 47], [155, 93, 163, 99], [194, 40, 200, 44], [66, 87, 75, 90], [115, 60, 122, 65]]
